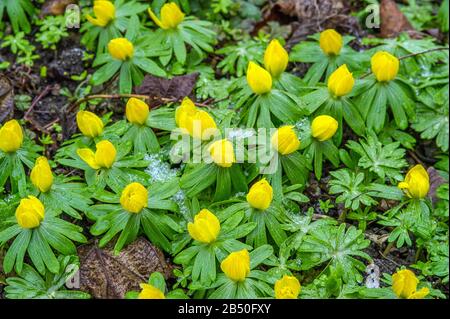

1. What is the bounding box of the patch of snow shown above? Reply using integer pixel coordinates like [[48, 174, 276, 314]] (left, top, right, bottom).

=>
[[144, 153, 178, 183]]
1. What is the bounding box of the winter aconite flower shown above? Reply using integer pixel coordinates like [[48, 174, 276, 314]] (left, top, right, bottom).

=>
[[30, 156, 53, 193], [108, 38, 134, 61], [126, 98, 149, 125], [220, 249, 250, 282], [76, 110, 104, 138], [328, 64, 354, 97], [208, 139, 236, 168], [77, 140, 117, 170], [246, 178, 273, 210], [371, 51, 399, 82], [311, 115, 339, 141], [0, 119, 23, 153], [274, 275, 301, 299], [120, 182, 148, 213], [148, 2, 185, 30], [398, 165, 430, 199], [246, 61, 272, 95], [319, 29, 343, 56], [271, 126, 300, 155], [392, 269, 430, 299], [264, 39, 288, 78], [187, 209, 221, 244], [138, 284, 165, 299], [86, 1, 115, 27], [175, 97, 217, 140], [15, 196, 45, 229]]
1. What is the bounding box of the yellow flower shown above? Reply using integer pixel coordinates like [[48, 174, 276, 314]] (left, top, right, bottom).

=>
[[246, 178, 273, 210], [0, 119, 23, 153], [175, 98, 217, 140], [86, 1, 115, 27], [148, 2, 185, 30], [187, 209, 220, 244], [392, 269, 429, 299], [264, 39, 289, 78], [15, 196, 45, 229], [220, 249, 250, 282], [319, 29, 343, 56], [274, 275, 301, 299], [311, 115, 339, 141], [76, 110, 104, 138], [398, 165, 430, 199], [126, 98, 149, 125], [108, 38, 134, 61], [30, 156, 53, 193], [271, 126, 300, 155], [371, 51, 399, 82], [246, 61, 272, 95], [120, 182, 148, 213], [208, 139, 236, 168], [138, 284, 165, 299], [327, 64, 354, 97], [77, 140, 116, 170]]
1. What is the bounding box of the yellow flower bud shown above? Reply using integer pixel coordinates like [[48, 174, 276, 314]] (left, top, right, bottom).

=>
[[120, 182, 148, 213], [311, 115, 339, 141], [108, 38, 134, 61], [319, 29, 343, 56], [15, 196, 45, 229], [187, 209, 221, 244], [77, 140, 116, 170], [271, 126, 300, 155], [246, 61, 272, 95], [398, 165, 430, 199], [408, 287, 430, 299], [246, 178, 273, 210], [371, 51, 399, 82], [175, 97, 217, 140], [392, 269, 429, 299], [264, 39, 289, 78], [126, 98, 149, 125], [275, 275, 301, 299], [327, 64, 354, 97], [0, 119, 23, 153], [138, 284, 165, 299], [148, 2, 185, 30], [76, 110, 104, 138], [30, 156, 53, 193], [220, 249, 250, 282], [208, 139, 236, 168], [86, 1, 115, 27]]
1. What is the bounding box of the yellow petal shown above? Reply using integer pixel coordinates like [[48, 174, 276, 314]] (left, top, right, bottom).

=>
[[220, 249, 250, 282], [0, 119, 23, 153], [246, 178, 273, 210], [311, 115, 339, 141], [371, 51, 399, 82], [76, 110, 104, 138], [327, 64, 354, 97], [264, 39, 289, 78], [77, 148, 101, 170], [15, 196, 45, 229], [208, 139, 235, 168], [138, 283, 165, 299], [94, 140, 116, 168], [271, 126, 300, 155], [30, 156, 54, 193], [120, 182, 148, 213], [274, 275, 301, 299], [108, 38, 134, 61], [319, 29, 343, 56], [126, 98, 149, 125], [246, 61, 272, 95]]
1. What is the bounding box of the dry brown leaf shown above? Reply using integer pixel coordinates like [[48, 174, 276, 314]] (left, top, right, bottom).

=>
[[380, 0, 414, 38], [0, 74, 14, 123], [40, 0, 77, 17]]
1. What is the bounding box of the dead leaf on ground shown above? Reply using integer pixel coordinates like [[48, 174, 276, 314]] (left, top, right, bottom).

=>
[[427, 166, 447, 204], [380, 0, 414, 38], [78, 237, 173, 299], [0, 74, 14, 123], [40, 0, 77, 17]]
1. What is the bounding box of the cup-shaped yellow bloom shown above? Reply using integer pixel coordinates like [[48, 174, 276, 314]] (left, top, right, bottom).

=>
[[77, 140, 116, 170], [175, 98, 217, 140], [148, 2, 185, 30], [15, 196, 45, 229], [108, 38, 134, 61], [0, 119, 23, 153], [246, 61, 272, 95], [271, 126, 300, 155], [398, 165, 430, 199], [264, 39, 289, 78], [187, 209, 221, 244], [319, 29, 343, 56], [311, 115, 339, 141], [138, 284, 165, 299], [30, 156, 53, 193], [208, 139, 236, 168], [246, 178, 273, 210], [120, 182, 148, 213], [220, 249, 250, 282], [275, 275, 301, 299], [371, 51, 399, 82], [328, 64, 354, 97], [392, 269, 429, 299], [76, 110, 104, 138], [126, 98, 149, 125], [86, 1, 115, 27]]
